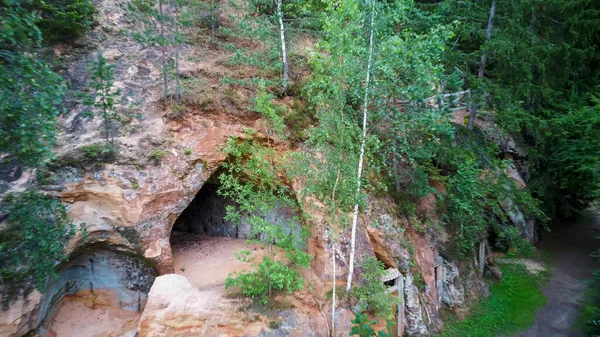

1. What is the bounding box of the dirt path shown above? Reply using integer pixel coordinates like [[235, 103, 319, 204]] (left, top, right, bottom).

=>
[[517, 211, 600, 337]]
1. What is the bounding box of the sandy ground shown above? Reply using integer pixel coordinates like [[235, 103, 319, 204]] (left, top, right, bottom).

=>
[[170, 232, 267, 292], [45, 293, 139, 337], [517, 211, 600, 337]]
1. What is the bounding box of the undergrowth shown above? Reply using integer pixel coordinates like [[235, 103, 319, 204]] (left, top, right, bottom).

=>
[[439, 263, 549, 337]]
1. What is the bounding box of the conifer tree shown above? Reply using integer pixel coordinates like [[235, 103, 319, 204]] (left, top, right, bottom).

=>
[[83, 52, 122, 151]]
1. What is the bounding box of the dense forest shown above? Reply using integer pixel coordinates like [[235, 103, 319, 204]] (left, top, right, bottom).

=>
[[0, 0, 599, 336]]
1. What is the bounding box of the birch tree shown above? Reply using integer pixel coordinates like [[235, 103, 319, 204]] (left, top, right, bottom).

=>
[[298, 0, 453, 296], [276, 0, 289, 94], [346, 0, 376, 292]]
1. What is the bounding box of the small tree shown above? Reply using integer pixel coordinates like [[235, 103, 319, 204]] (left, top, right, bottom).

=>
[[83, 52, 122, 153], [128, 0, 171, 107], [219, 133, 311, 305]]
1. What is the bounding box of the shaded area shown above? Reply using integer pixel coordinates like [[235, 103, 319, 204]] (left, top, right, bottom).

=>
[[172, 181, 249, 239], [40, 249, 155, 337], [517, 212, 600, 337]]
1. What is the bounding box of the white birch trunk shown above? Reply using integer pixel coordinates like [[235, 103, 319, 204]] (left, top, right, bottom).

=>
[[346, 0, 376, 292], [276, 0, 289, 94]]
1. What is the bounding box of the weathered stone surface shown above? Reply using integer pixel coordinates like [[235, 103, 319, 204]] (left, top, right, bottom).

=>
[[138, 274, 327, 337], [0, 290, 41, 337], [404, 273, 428, 337], [103, 48, 123, 60]]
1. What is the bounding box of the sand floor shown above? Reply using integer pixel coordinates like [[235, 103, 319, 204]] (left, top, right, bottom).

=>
[[45, 293, 140, 337], [170, 232, 266, 292]]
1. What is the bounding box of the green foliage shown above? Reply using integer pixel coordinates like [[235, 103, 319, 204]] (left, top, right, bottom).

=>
[[529, 94, 600, 217], [81, 142, 113, 161], [250, 82, 286, 138], [184, 148, 192, 155], [581, 238, 600, 336], [350, 256, 398, 321], [35, 0, 96, 42], [219, 0, 283, 89], [0, 1, 66, 167], [218, 134, 310, 304], [439, 264, 548, 337], [0, 52, 66, 166], [437, 128, 546, 257], [441, 264, 549, 337], [297, 0, 455, 221], [425, 0, 600, 217], [349, 313, 389, 337], [149, 149, 168, 162], [224, 256, 304, 305], [82, 51, 122, 148], [0, 191, 84, 309]]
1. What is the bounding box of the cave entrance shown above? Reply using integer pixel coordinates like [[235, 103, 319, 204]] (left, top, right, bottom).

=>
[[169, 173, 265, 291], [42, 249, 155, 337]]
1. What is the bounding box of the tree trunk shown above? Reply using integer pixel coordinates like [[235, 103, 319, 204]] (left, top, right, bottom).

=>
[[158, 0, 169, 108], [211, 0, 216, 42], [276, 0, 289, 95], [346, 0, 376, 292], [174, 0, 180, 104], [331, 242, 336, 337], [468, 0, 497, 129]]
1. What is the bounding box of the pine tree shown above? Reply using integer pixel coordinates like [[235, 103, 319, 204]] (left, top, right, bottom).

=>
[[83, 52, 122, 152]]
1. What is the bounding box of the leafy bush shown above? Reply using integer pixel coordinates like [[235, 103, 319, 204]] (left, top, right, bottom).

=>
[[81, 143, 113, 160], [225, 256, 304, 305], [350, 256, 398, 321], [218, 134, 311, 304], [35, 0, 96, 42], [349, 313, 389, 337], [437, 128, 546, 258], [0, 191, 84, 309], [149, 149, 168, 162], [0, 2, 67, 167]]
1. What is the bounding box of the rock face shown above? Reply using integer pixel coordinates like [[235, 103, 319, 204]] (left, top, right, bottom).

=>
[[138, 274, 324, 337], [0, 0, 492, 335], [38, 250, 155, 336], [0, 291, 41, 337]]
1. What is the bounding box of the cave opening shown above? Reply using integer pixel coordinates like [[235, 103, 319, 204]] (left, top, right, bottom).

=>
[[169, 172, 264, 291], [41, 249, 155, 337]]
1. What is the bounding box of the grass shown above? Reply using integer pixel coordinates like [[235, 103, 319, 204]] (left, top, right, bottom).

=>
[[440, 263, 549, 337]]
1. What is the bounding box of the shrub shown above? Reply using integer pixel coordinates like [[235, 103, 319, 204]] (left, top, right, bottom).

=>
[[350, 256, 398, 321], [0, 191, 85, 309], [219, 135, 311, 304], [184, 148, 192, 155], [224, 256, 304, 305], [349, 313, 389, 337], [81, 143, 113, 160], [149, 149, 168, 162], [36, 0, 97, 42]]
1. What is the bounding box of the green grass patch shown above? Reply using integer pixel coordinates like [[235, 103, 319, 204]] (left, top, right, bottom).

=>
[[439, 263, 549, 337]]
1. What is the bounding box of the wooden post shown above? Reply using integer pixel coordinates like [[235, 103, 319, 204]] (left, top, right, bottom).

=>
[[395, 275, 405, 337]]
